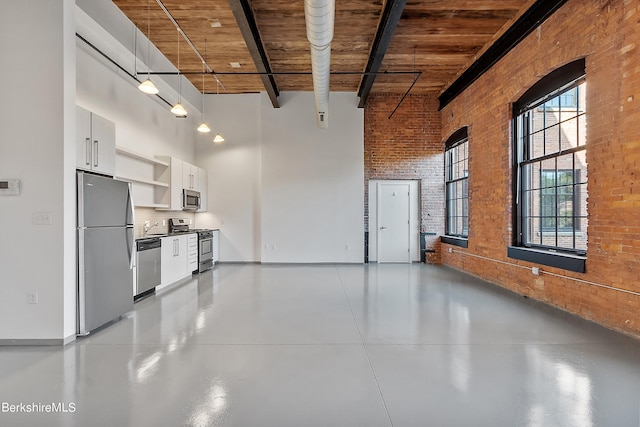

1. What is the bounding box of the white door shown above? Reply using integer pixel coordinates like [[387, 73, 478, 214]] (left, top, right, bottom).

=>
[[378, 182, 411, 262]]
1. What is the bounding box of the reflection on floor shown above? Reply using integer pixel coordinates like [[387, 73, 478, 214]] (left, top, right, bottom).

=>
[[1, 264, 639, 426]]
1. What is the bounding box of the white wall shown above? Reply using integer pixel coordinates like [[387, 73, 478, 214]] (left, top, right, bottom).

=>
[[194, 94, 262, 261], [195, 91, 364, 263], [260, 92, 364, 263], [0, 0, 76, 341]]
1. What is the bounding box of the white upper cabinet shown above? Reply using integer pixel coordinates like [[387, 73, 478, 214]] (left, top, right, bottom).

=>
[[76, 106, 116, 176], [183, 163, 201, 191]]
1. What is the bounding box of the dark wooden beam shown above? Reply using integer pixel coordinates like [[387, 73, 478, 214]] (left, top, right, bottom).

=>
[[228, 0, 280, 108], [438, 0, 570, 110], [357, 0, 407, 108]]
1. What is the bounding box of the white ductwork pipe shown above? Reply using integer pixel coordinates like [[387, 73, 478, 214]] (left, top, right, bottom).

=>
[[304, 0, 335, 128]]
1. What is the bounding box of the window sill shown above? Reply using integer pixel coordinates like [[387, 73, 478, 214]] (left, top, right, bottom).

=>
[[507, 246, 585, 273], [441, 236, 468, 248]]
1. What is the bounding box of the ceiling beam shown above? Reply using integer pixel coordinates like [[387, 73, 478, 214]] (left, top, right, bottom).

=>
[[228, 0, 280, 108], [357, 0, 407, 108], [438, 0, 570, 110]]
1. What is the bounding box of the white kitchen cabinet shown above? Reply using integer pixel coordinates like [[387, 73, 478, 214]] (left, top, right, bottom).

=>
[[182, 162, 197, 191], [76, 106, 116, 176], [211, 230, 220, 263], [160, 235, 188, 286], [187, 234, 198, 273], [155, 156, 183, 211]]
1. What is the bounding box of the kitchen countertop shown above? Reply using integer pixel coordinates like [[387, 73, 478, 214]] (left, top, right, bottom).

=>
[[136, 229, 219, 241], [136, 232, 194, 241]]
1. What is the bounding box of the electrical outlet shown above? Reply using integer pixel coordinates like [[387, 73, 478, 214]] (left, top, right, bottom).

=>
[[448, 247, 453, 253], [532, 266, 540, 275], [28, 291, 38, 304], [162, 219, 166, 227], [32, 212, 52, 225]]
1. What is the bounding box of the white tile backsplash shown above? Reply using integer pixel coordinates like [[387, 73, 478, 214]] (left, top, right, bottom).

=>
[[134, 207, 195, 238]]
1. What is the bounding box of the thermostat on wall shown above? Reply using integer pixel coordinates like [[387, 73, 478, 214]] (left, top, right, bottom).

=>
[[0, 179, 20, 195]]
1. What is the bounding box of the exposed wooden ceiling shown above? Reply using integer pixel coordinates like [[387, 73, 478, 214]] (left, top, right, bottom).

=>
[[113, 0, 533, 101]]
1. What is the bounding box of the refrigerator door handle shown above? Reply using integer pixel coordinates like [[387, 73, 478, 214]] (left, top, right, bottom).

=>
[[126, 182, 135, 225], [126, 227, 135, 270], [126, 182, 135, 269]]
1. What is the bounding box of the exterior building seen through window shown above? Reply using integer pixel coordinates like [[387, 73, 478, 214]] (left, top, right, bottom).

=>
[[516, 76, 587, 254], [445, 129, 469, 238]]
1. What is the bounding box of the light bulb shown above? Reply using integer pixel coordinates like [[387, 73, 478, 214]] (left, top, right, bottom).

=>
[[213, 134, 225, 143]]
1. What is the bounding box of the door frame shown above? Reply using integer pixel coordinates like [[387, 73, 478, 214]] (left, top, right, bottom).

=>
[[368, 179, 420, 263]]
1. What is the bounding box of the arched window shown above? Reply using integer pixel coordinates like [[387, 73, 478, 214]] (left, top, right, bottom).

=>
[[510, 58, 587, 272]]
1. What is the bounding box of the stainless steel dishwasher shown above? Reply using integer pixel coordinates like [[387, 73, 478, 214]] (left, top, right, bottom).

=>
[[135, 237, 161, 300]]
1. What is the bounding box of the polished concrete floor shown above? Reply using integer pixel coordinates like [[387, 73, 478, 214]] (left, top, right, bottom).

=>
[[1, 264, 640, 426]]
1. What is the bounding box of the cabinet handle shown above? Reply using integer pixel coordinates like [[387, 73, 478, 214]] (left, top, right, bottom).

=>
[[93, 140, 99, 167], [85, 138, 91, 165]]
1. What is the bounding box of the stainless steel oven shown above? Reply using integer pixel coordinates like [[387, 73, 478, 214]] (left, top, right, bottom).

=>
[[197, 230, 214, 273]]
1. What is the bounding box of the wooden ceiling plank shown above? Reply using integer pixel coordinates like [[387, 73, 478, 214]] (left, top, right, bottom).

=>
[[228, 0, 280, 107], [438, 0, 569, 109], [357, 0, 407, 108]]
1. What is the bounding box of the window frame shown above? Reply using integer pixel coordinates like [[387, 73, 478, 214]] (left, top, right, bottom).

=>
[[443, 127, 469, 247], [509, 59, 587, 273]]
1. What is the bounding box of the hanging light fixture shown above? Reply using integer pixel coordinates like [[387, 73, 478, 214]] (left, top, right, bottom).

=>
[[197, 123, 211, 133], [197, 40, 211, 133], [212, 79, 224, 142], [138, 0, 159, 95], [171, 31, 187, 117]]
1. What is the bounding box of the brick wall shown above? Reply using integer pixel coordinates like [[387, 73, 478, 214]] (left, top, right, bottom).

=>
[[364, 93, 443, 260], [439, 0, 640, 338]]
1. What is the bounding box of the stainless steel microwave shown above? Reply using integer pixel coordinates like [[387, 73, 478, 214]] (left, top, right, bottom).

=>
[[183, 189, 201, 211]]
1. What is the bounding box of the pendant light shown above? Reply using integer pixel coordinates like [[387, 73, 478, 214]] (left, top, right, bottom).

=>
[[138, 0, 159, 95], [197, 40, 211, 133], [171, 31, 187, 117], [212, 79, 224, 143]]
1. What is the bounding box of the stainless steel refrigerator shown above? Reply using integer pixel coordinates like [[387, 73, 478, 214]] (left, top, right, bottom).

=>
[[77, 171, 135, 335]]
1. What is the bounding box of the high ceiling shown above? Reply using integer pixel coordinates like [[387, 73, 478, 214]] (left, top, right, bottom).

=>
[[113, 0, 533, 102]]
